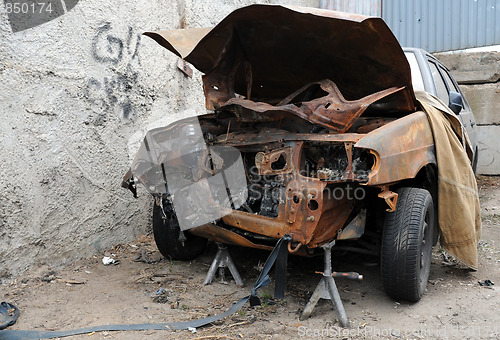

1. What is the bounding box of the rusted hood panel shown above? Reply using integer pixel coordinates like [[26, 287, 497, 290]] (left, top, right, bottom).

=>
[[145, 4, 416, 115], [144, 27, 212, 59]]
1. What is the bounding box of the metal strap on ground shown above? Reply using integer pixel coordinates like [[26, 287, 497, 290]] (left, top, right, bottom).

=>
[[0, 236, 291, 340]]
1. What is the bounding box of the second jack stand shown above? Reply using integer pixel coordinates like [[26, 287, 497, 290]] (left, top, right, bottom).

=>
[[300, 240, 349, 327], [203, 243, 244, 287]]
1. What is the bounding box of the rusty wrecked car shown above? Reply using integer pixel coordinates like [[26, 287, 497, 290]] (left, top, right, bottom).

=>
[[123, 5, 479, 303]]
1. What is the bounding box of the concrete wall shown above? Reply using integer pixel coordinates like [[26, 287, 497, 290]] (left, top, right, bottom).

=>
[[434, 49, 500, 175], [0, 0, 318, 281]]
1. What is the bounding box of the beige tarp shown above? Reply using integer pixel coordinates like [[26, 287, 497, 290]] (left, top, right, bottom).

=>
[[416, 91, 481, 270]]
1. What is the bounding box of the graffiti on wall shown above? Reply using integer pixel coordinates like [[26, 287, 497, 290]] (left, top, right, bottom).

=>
[[85, 22, 142, 123], [91, 23, 141, 65]]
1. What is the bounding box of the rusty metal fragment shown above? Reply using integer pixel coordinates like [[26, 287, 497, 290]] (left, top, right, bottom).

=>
[[222, 81, 405, 132], [378, 187, 398, 212], [255, 147, 294, 175], [177, 59, 193, 78], [337, 209, 366, 240]]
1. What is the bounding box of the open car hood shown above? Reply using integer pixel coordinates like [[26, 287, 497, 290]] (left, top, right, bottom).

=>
[[145, 4, 417, 130]]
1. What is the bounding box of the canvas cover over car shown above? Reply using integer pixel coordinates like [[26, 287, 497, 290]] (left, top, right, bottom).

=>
[[416, 91, 481, 270]]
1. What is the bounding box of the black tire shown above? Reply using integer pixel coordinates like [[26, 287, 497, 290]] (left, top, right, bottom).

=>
[[381, 187, 434, 302], [152, 199, 207, 261]]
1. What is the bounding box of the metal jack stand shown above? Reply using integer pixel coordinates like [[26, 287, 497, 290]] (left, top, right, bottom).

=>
[[300, 240, 362, 327], [203, 243, 244, 287]]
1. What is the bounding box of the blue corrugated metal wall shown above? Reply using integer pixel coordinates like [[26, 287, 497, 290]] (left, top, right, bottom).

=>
[[320, 0, 500, 52], [320, 0, 381, 16]]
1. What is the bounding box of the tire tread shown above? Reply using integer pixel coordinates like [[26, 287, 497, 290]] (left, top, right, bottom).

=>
[[381, 187, 433, 302]]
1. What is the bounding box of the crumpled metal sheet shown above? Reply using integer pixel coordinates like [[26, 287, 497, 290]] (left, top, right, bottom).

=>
[[221, 80, 405, 132]]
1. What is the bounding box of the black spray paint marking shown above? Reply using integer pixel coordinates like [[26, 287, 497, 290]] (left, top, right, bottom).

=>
[[87, 23, 142, 121], [85, 65, 139, 123], [91, 22, 123, 65], [91, 22, 141, 65]]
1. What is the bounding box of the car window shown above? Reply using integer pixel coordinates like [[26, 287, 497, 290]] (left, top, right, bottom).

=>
[[428, 61, 449, 104], [440, 66, 459, 92], [440, 65, 472, 111], [404, 52, 425, 92]]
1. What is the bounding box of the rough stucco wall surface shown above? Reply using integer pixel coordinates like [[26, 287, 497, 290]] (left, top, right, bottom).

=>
[[475, 126, 500, 176], [461, 83, 500, 126], [0, 0, 318, 281]]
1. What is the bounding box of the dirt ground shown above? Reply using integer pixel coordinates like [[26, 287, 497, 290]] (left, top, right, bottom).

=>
[[1, 176, 499, 340]]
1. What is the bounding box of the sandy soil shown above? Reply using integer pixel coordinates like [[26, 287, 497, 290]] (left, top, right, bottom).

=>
[[2, 176, 499, 340]]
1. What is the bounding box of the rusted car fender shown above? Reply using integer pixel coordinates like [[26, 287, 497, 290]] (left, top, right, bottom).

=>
[[355, 111, 436, 186]]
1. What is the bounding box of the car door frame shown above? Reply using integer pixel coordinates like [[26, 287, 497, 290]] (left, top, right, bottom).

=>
[[425, 54, 478, 159]]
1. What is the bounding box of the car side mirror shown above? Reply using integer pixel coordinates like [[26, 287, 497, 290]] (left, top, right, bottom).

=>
[[449, 91, 463, 114]]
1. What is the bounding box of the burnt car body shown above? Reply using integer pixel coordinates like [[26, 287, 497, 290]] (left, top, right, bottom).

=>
[[123, 5, 478, 302]]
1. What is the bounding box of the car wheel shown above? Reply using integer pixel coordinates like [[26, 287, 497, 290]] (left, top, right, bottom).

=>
[[381, 187, 434, 302], [152, 198, 207, 261]]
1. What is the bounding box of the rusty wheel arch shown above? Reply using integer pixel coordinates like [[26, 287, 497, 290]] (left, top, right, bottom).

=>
[[388, 163, 439, 244], [391, 164, 437, 196]]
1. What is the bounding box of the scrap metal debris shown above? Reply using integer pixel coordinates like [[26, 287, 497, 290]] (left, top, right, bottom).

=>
[[478, 279, 494, 287], [152, 288, 171, 303]]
